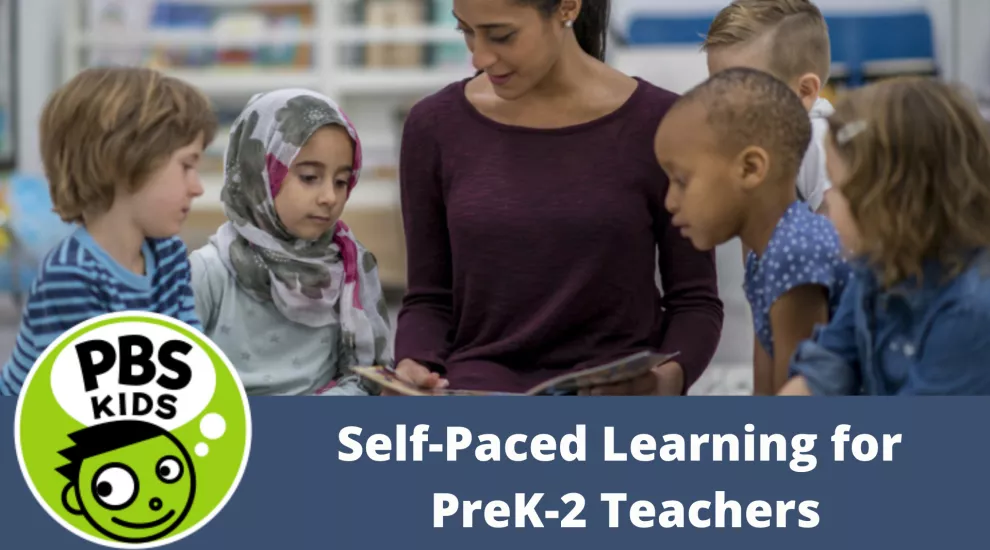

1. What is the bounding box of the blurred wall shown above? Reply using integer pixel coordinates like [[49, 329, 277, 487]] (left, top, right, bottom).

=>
[[14, 0, 61, 178], [13, 0, 990, 177]]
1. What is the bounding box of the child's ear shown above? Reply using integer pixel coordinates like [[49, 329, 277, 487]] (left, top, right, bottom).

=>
[[737, 146, 771, 191], [62, 483, 83, 515], [794, 73, 822, 111]]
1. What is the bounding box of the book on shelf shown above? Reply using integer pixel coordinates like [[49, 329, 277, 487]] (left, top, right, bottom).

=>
[[86, 0, 315, 72]]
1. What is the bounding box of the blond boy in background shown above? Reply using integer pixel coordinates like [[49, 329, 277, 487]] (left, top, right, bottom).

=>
[[704, 0, 833, 215], [702, 0, 835, 395]]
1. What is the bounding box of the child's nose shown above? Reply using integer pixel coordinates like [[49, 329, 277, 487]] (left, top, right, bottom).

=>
[[317, 186, 338, 207], [189, 175, 204, 197]]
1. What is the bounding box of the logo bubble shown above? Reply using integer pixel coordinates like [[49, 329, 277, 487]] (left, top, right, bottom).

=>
[[15, 312, 253, 549], [200, 413, 226, 440], [49, 321, 217, 432]]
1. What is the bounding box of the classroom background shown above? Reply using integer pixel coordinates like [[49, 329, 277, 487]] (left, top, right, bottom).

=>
[[0, 0, 985, 395]]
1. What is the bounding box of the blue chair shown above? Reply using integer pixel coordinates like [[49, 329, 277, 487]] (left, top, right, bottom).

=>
[[625, 16, 714, 47], [621, 10, 937, 87], [828, 12, 936, 86]]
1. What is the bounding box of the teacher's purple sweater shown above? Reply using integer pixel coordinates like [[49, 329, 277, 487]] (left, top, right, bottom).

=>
[[394, 78, 724, 393]]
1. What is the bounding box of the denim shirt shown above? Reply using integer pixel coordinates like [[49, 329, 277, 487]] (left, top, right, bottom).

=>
[[789, 249, 990, 395]]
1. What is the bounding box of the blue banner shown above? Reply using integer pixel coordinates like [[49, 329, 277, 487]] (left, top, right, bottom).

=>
[[1, 397, 983, 548]]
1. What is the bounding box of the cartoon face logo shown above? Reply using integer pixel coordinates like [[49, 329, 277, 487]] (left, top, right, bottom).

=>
[[57, 420, 197, 543], [15, 312, 250, 548]]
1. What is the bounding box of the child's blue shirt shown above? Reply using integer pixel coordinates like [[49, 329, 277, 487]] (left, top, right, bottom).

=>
[[0, 227, 202, 396], [790, 248, 990, 395], [744, 201, 851, 357]]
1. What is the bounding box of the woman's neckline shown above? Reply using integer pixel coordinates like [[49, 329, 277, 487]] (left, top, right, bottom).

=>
[[456, 75, 647, 135]]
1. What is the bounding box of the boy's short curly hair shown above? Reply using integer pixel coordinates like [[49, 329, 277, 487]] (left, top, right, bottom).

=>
[[40, 67, 218, 223], [703, 0, 831, 85], [677, 67, 812, 184]]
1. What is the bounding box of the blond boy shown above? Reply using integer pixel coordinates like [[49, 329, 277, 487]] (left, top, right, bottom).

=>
[[702, 0, 834, 395], [703, 0, 833, 214], [0, 67, 217, 396]]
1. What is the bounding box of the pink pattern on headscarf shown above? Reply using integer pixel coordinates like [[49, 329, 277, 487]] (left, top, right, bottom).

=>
[[334, 220, 363, 310], [266, 153, 289, 197], [339, 110, 362, 194], [315, 379, 338, 394], [332, 112, 364, 308]]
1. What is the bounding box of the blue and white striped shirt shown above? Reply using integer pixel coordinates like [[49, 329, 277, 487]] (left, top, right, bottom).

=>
[[0, 227, 203, 396]]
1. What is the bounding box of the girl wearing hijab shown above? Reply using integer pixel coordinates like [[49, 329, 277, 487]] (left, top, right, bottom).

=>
[[189, 89, 391, 396]]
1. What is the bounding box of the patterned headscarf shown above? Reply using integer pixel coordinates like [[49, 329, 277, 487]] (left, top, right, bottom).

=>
[[210, 88, 391, 369]]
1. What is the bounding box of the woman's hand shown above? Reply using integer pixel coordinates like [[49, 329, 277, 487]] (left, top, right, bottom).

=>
[[380, 359, 449, 396], [578, 362, 685, 396]]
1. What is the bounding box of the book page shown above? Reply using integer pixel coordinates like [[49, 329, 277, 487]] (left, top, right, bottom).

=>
[[524, 350, 681, 396], [354, 350, 679, 397]]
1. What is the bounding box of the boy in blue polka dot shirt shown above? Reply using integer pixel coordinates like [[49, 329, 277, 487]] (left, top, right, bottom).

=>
[[655, 67, 851, 394]]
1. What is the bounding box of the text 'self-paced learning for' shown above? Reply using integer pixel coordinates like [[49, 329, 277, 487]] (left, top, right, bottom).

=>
[[339, 423, 901, 530]]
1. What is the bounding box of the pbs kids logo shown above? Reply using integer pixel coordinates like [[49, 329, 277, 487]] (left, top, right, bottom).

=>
[[14, 312, 251, 548]]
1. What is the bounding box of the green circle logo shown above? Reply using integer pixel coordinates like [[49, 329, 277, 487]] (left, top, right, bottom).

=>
[[14, 311, 252, 548]]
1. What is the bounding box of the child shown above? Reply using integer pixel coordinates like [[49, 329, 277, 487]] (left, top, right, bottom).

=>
[[189, 89, 391, 396], [780, 78, 990, 396], [702, 0, 834, 393], [703, 0, 834, 214], [655, 67, 850, 394], [0, 67, 216, 396]]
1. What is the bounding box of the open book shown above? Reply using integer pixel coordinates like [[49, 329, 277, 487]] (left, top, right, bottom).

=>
[[352, 350, 679, 396]]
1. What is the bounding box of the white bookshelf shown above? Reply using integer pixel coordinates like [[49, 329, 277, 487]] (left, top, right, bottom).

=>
[[61, 0, 473, 214]]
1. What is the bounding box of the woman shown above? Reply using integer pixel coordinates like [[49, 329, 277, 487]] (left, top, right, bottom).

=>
[[390, 0, 723, 395]]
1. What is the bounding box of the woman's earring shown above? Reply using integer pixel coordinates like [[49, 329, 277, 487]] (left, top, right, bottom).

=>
[[564, 19, 573, 28]]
